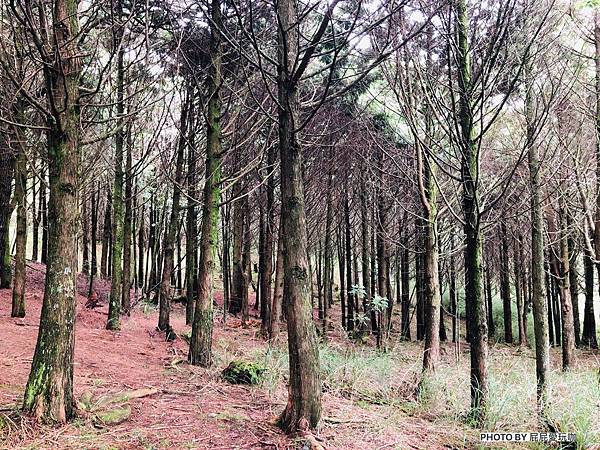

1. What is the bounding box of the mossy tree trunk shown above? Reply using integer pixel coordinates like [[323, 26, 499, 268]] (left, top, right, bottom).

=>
[[22, 0, 81, 422], [121, 126, 133, 314], [276, 0, 322, 432], [525, 61, 550, 413], [582, 247, 598, 348], [566, 222, 580, 347], [418, 142, 441, 373], [12, 127, 27, 318], [500, 221, 513, 344], [158, 84, 190, 335], [260, 143, 276, 337], [557, 207, 576, 370], [107, 20, 126, 330], [100, 188, 111, 278], [185, 101, 198, 325], [0, 143, 15, 289], [189, 0, 222, 366], [270, 218, 284, 339], [456, 0, 488, 422]]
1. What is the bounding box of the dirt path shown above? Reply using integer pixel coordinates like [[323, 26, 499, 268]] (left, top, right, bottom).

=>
[[0, 263, 464, 449]]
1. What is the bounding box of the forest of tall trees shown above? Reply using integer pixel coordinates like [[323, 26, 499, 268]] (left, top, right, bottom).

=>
[[1, 0, 600, 448]]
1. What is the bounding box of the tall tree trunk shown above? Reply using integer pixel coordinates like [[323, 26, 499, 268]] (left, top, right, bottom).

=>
[[418, 143, 441, 373], [276, 0, 321, 431], [450, 233, 458, 343], [88, 185, 98, 298], [107, 21, 126, 331], [338, 226, 346, 329], [323, 158, 334, 339], [259, 144, 276, 337], [456, 0, 488, 420], [545, 265, 555, 346], [556, 207, 576, 370], [582, 247, 598, 348], [158, 84, 190, 336], [189, 4, 222, 364], [229, 191, 245, 316], [344, 188, 354, 332], [241, 208, 251, 325], [415, 217, 425, 341], [11, 141, 26, 317], [82, 190, 89, 274], [485, 264, 495, 339], [137, 201, 145, 289], [525, 61, 550, 412], [186, 104, 198, 325], [401, 221, 410, 340], [100, 189, 112, 278], [32, 167, 39, 262], [23, 0, 82, 421], [40, 164, 48, 265], [0, 145, 15, 289], [500, 221, 513, 344], [593, 10, 600, 335], [221, 200, 231, 317], [270, 217, 284, 339], [567, 225, 580, 347], [514, 235, 527, 346], [376, 150, 390, 351], [121, 127, 133, 314]]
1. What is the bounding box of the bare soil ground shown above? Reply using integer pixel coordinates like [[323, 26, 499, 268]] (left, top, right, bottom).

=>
[[0, 263, 597, 449]]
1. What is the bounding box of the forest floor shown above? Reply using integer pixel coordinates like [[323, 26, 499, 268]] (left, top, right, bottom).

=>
[[0, 263, 599, 449]]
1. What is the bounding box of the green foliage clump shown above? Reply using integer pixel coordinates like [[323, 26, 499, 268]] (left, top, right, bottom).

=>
[[222, 360, 267, 385]]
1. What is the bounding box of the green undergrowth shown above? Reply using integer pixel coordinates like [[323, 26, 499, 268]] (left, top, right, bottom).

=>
[[253, 339, 599, 449]]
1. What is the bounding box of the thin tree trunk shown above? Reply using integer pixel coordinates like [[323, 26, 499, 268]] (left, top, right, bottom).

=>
[[82, 190, 89, 275], [582, 247, 598, 348], [0, 145, 15, 288], [260, 144, 276, 337], [158, 84, 190, 336], [456, 0, 488, 420], [344, 188, 354, 332], [40, 164, 48, 265], [121, 127, 133, 314], [107, 20, 126, 331], [514, 235, 526, 346], [450, 233, 458, 343], [88, 185, 98, 298], [270, 217, 284, 340], [558, 207, 576, 370], [567, 226, 580, 347], [11, 142, 26, 317], [401, 221, 410, 340], [500, 221, 513, 344], [32, 167, 39, 262], [526, 55, 550, 410], [186, 103, 198, 325], [100, 189, 112, 279]]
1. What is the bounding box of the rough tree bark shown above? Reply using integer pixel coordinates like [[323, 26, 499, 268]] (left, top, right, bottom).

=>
[[525, 61, 550, 413], [456, 0, 488, 420], [275, 0, 323, 432], [11, 131, 27, 318], [107, 17, 126, 330], [189, 0, 222, 365], [121, 127, 133, 314], [22, 0, 82, 421], [500, 221, 513, 344], [158, 84, 189, 337]]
